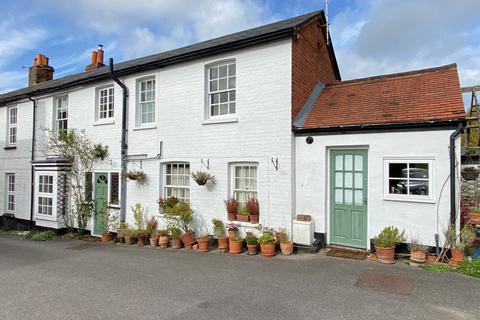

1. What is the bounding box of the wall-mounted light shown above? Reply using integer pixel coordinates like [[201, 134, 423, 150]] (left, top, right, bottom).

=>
[[306, 136, 314, 144]]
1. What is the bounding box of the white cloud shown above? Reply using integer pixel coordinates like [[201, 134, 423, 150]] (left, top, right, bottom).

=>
[[330, 0, 480, 87], [0, 70, 27, 93]]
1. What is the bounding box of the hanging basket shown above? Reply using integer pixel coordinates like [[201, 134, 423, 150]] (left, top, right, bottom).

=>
[[191, 171, 215, 186], [461, 167, 479, 181]]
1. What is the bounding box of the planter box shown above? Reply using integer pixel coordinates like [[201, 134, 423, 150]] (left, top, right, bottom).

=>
[[292, 219, 314, 245]]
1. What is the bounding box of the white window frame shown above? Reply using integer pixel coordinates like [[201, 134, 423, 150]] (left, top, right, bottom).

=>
[[230, 163, 258, 206], [35, 172, 57, 221], [383, 158, 435, 203], [162, 163, 190, 203], [206, 60, 236, 119], [54, 95, 68, 134], [7, 106, 17, 146], [5, 173, 15, 213], [136, 77, 156, 127], [97, 86, 115, 121]]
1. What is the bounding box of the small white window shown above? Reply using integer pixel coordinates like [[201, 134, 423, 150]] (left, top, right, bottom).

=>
[[7, 107, 17, 146], [54, 96, 68, 134], [137, 78, 155, 125], [384, 159, 434, 202], [207, 62, 236, 118], [98, 87, 114, 119], [5, 173, 15, 212], [232, 163, 258, 206], [37, 174, 54, 216], [163, 163, 190, 203]]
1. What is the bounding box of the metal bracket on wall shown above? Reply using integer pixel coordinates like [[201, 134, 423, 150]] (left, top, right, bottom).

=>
[[201, 158, 210, 170], [271, 157, 279, 171]]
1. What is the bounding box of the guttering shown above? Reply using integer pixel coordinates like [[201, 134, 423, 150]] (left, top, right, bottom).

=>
[[294, 120, 464, 136], [27, 95, 36, 229], [109, 58, 128, 222], [449, 123, 464, 226]]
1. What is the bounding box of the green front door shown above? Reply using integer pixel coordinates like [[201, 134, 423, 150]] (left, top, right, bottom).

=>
[[330, 150, 368, 248], [94, 173, 108, 235]]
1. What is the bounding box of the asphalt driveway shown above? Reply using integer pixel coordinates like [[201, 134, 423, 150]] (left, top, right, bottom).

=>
[[0, 234, 478, 320]]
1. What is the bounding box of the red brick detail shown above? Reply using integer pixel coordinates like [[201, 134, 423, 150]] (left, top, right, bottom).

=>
[[301, 64, 465, 129], [292, 20, 338, 119]]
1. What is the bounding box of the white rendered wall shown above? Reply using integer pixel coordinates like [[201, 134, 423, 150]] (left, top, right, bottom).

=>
[[295, 129, 460, 247]]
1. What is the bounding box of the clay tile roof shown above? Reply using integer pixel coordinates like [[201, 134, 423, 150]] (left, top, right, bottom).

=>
[[298, 64, 465, 130]]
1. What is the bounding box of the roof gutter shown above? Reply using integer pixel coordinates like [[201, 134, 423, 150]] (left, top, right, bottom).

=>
[[450, 123, 464, 226], [109, 58, 128, 222], [27, 95, 36, 229]]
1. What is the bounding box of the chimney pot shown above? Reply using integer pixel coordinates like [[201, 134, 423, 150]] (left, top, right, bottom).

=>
[[85, 46, 105, 71], [28, 53, 54, 86], [91, 51, 98, 64], [96, 48, 104, 64]]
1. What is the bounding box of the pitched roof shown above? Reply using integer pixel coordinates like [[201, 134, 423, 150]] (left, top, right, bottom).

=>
[[296, 64, 465, 131], [0, 10, 338, 105]]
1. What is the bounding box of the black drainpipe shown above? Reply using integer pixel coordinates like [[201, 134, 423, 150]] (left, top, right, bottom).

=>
[[109, 58, 128, 221], [449, 123, 464, 226], [27, 95, 37, 229]]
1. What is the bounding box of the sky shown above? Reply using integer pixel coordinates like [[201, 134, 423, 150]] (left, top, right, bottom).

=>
[[0, 0, 478, 97]]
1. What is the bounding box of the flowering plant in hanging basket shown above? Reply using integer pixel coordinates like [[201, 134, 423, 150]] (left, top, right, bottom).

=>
[[461, 166, 479, 181], [124, 170, 146, 182], [191, 171, 215, 185]]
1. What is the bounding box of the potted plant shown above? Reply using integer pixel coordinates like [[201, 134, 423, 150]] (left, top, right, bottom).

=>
[[92, 144, 109, 160], [258, 228, 276, 257], [100, 208, 118, 243], [137, 230, 148, 246], [164, 201, 195, 246], [169, 227, 182, 249], [461, 166, 479, 181], [124, 228, 137, 245], [408, 238, 429, 263], [191, 171, 215, 185], [158, 229, 169, 248], [245, 234, 258, 255], [117, 221, 129, 242], [226, 223, 238, 239], [277, 228, 293, 255], [212, 218, 225, 238], [158, 196, 179, 214], [225, 198, 239, 221], [236, 206, 249, 222], [246, 197, 259, 224], [372, 226, 406, 264], [146, 216, 159, 247], [197, 234, 210, 252], [229, 236, 243, 254], [447, 224, 475, 266]]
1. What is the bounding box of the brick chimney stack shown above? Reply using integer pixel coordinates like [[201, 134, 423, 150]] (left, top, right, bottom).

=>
[[85, 45, 105, 72], [28, 53, 54, 86]]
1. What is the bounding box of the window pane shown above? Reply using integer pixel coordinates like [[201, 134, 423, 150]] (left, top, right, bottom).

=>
[[354, 155, 363, 172], [210, 67, 218, 79], [409, 163, 429, 179], [219, 104, 228, 115], [229, 91, 236, 101], [388, 179, 408, 194], [219, 78, 227, 91], [354, 173, 363, 189], [228, 77, 236, 89], [408, 180, 429, 196], [335, 172, 343, 187], [229, 103, 236, 114], [354, 190, 363, 205], [345, 172, 353, 188], [210, 80, 217, 92], [345, 155, 353, 171], [219, 65, 228, 78], [344, 189, 353, 205], [110, 173, 119, 205], [228, 64, 236, 76], [389, 163, 407, 178], [335, 155, 343, 170], [335, 189, 343, 204], [220, 92, 228, 103]]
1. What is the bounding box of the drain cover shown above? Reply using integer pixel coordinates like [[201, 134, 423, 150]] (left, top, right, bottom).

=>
[[356, 271, 412, 295], [67, 242, 98, 250]]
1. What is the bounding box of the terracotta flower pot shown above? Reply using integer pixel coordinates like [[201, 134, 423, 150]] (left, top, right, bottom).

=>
[[426, 254, 437, 263], [374, 246, 395, 264], [149, 236, 159, 247], [280, 241, 294, 255], [410, 250, 426, 263], [213, 229, 224, 239], [260, 243, 276, 257], [171, 239, 182, 249], [227, 212, 236, 221], [249, 215, 259, 224], [116, 228, 124, 238], [247, 244, 258, 255], [124, 235, 137, 245], [101, 233, 112, 243], [138, 237, 146, 247], [217, 236, 229, 250], [228, 230, 237, 239], [197, 238, 210, 252], [449, 248, 465, 266], [180, 230, 195, 246], [229, 239, 243, 254], [236, 214, 249, 222], [159, 236, 169, 248], [369, 253, 377, 262]]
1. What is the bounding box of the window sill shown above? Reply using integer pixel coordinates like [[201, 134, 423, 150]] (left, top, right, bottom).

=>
[[202, 117, 238, 125], [232, 220, 259, 228], [108, 204, 120, 209], [384, 196, 435, 204], [133, 124, 157, 131], [93, 119, 115, 126], [3, 146, 17, 150], [36, 215, 57, 222]]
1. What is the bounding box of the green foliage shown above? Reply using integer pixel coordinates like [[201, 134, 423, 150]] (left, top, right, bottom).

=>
[[131, 203, 145, 230], [258, 232, 276, 244], [276, 227, 289, 244], [191, 171, 215, 184], [26, 230, 57, 241], [423, 263, 454, 273], [447, 224, 476, 250], [212, 218, 224, 231], [163, 201, 193, 232], [458, 258, 480, 278], [237, 206, 248, 215], [145, 216, 158, 236], [157, 229, 168, 237], [168, 226, 182, 240], [373, 226, 406, 248], [245, 234, 258, 245]]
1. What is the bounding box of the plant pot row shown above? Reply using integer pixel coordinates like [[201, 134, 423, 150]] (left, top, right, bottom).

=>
[[227, 213, 259, 224]]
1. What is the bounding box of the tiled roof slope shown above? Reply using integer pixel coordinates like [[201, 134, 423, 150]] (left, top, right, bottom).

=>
[[298, 64, 465, 129]]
